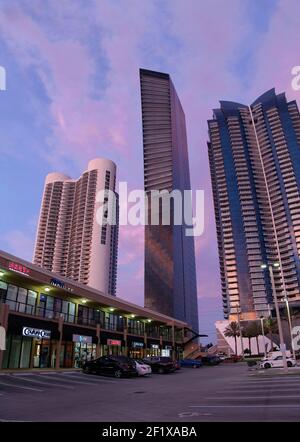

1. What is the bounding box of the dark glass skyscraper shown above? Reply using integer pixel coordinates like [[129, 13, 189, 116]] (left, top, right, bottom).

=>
[[208, 89, 300, 320], [140, 69, 199, 332]]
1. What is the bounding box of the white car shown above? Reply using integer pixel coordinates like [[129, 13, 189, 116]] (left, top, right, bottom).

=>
[[260, 355, 296, 369], [134, 359, 152, 376]]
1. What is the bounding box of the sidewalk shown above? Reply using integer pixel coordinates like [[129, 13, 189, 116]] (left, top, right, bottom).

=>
[[0, 368, 81, 375]]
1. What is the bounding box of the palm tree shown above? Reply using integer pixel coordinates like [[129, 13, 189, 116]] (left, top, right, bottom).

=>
[[242, 323, 256, 355], [224, 321, 240, 355], [265, 318, 278, 351]]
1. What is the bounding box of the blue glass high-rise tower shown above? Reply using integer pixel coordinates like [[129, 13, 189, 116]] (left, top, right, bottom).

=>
[[208, 89, 300, 319]]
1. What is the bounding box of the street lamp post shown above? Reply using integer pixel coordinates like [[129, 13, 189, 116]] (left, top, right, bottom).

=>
[[260, 316, 267, 359], [261, 263, 288, 373], [282, 295, 296, 359], [235, 304, 244, 358]]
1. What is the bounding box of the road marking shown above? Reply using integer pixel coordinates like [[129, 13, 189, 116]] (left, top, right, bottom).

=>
[[178, 412, 213, 418], [189, 404, 300, 408], [38, 374, 112, 386], [233, 379, 300, 385], [206, 395, 300, 400], [11, 376, 75, 390], [62, 374, 118, 384], [217, 385, 300, 393], [0, 380, 43, 392]]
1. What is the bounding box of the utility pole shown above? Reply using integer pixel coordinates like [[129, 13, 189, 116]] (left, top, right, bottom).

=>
[[269, 264, 288, 373], [235, 305, 244, 358]]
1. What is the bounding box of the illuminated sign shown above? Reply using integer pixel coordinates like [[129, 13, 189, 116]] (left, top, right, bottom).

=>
[[22, 327, 51, 339], [9, 262, 30, 276], [50, 278, 65, 288], [107, 339, 122, 346], [72, 335, 92, 344], [151, 344, 160, 349], [132, 342, 144, 348], [50, 278, 74, 292]]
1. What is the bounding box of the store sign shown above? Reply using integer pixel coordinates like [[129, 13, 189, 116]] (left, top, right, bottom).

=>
[[151, 344, 160, 349], [50, 278, 74, 292], [107, 339, 122, 346], [72, 334, 92, 344], [132, 341, 144, 348], [9, 262, 30, 276], [50, 278, 65, 289], [22, 327, 51, 339]]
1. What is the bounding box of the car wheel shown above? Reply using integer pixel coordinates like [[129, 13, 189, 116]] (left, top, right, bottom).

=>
[[158, 367, 165, 374], [264, 363, 271, 369], [287, 361, 293, 368], [114, 370, 122, 378], [82, 366, 91, 374]]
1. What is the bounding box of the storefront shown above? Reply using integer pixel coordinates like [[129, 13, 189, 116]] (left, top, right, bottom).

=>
[[146, 342, 161, 357], [0, 250, 188, 371], [128, 338, 145, 359], [72, 335, 96, 368]]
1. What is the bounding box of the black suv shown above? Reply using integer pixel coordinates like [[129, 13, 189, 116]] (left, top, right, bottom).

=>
[[143, 357, 176, 374], [82, 356, 138, 378]]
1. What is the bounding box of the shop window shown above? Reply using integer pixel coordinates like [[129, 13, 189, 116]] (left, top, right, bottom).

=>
[[17, 287, 27, 313], [20, 337, 32, 368], [26, 290, 37, 315], [6, 284, 18, 311], [0, 280, 7, 301], [9, 335, 22, 368], [38, 294, 75, 324]]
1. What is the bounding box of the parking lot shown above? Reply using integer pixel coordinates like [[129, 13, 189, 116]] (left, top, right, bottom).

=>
[[1, 364, 300, 421]]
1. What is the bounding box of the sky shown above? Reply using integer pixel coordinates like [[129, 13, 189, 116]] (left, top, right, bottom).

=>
[[0, 0, 299, 343]]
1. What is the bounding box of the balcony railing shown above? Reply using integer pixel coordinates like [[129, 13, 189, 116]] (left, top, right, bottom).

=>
[[0, 295, 173, 340]]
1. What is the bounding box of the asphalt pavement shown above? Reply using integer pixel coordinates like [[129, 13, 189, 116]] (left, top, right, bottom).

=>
[[0, 364, 299, 422]]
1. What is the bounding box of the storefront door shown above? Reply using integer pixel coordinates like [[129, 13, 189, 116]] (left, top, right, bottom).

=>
[[73, 342, 96, 368], [33, 339, 50, 368]]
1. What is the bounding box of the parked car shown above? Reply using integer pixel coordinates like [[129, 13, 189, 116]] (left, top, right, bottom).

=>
[[180, 359, 202, 368], [201, 355, 222, 366], [143, 356, 176, 374], [134, 359, 152, 376], [260, 355, 296, 369], [82, 355, 138, 378]]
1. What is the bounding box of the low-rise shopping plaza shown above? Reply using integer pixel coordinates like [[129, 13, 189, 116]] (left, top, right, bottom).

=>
[[0, 250, 188, 370]]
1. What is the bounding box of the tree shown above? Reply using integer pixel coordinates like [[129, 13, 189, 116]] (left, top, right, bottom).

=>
[[265, 318, 278, 351], [243, 322, 262, 355], [224, 321, 240, 355], [242, 323, 257, 355]]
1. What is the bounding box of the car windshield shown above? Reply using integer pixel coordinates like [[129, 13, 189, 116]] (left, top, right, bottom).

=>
[[135, 359, 146, 364]]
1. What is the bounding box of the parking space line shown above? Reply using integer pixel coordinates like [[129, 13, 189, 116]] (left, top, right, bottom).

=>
[[0, 380, 43, 392], [37, 374, 111, 386], [61, 374, 119, 384], [206, 395, 300, 400], [189, 405, 300, 408], [11, 376, 75, 390]]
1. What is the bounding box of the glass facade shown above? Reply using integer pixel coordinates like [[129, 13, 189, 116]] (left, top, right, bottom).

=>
[[140, 69, 199, 333], [208, 89, 300, 318], [0, 268, 184, 370]]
